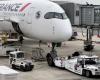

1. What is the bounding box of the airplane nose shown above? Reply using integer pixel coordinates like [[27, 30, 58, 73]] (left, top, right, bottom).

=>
[[65, 19, 72, 39], [53, 19, 72, 42]]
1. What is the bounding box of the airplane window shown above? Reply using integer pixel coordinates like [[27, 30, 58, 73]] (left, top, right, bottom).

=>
[[44, 12, 67, 19], [54, 13, 63, 19], [44, 12, 54, 19], [62, 13, 67, 19]]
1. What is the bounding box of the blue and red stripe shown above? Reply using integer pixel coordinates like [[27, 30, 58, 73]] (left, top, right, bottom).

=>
[[19, 3, 31, 12]]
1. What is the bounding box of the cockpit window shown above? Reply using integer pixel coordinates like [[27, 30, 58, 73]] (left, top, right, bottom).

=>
[[44, 12, 67, 19]]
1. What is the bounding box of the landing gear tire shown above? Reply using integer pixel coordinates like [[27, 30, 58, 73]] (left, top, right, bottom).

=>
[[85, 70, 92, 77], [12, 64, 16, 69], [46, 53, 55, 67], [46, 43, 58, 67]]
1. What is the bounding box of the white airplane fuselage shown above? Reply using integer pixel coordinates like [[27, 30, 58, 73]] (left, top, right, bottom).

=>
[[0, 0, 72, 42]]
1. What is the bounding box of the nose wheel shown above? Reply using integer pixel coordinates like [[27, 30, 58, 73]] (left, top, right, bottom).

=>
[[46, 43, 58, 67]]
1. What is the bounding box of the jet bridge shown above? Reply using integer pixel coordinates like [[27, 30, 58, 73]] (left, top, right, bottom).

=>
[[80, 5, 100, 26], [60, 3, 100, 27], [61, 4, 100, 51], [79, 5, 100, 51]]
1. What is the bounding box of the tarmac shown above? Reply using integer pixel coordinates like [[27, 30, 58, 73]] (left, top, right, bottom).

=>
[[0, 32, 100, 80]]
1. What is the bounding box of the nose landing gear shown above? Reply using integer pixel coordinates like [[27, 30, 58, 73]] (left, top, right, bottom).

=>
[[46, 43, 58, 66]]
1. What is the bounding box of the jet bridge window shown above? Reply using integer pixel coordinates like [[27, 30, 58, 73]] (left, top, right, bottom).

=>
[[44, 12, 67, 19]]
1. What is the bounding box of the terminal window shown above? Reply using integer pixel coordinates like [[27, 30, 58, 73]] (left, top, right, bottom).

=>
[[76, 10, 79, 16], [94, 9, 100, 24]]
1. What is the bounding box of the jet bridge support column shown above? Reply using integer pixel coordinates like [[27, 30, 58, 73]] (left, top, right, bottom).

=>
[[84, 26, 94, 51]]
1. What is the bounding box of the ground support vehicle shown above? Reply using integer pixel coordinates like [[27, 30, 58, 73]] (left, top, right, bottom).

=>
[[51, 53, 100, 77], [9, 51, 34, 71]]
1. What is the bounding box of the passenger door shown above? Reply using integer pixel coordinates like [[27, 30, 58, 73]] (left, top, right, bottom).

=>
[[27, 7, 35, 24]]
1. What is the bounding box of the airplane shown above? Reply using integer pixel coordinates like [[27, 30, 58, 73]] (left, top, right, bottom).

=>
[[52, 0, 100, 5], [0, 0, 72, 66]]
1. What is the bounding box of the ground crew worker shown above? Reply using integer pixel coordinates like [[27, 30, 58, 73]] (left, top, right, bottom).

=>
[[19, 35, 24, 44]]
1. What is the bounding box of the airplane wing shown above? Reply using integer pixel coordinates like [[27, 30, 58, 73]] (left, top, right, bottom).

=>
[[0, 17, 23, 34]]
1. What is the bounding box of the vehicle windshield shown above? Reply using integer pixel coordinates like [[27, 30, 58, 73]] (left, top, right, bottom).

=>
[[17, 52, 24, 58], [84, 58, 99, 65], [85, 59, 96, 65], [10, 54, 15, 58], [95, 58, 100, 64], [44, 12, 67, 19]]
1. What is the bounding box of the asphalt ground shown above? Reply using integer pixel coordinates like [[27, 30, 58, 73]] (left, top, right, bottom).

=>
[[0, 39, 100, 80]]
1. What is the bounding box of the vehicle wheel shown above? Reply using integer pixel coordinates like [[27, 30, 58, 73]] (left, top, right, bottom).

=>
[[85, 70, 92, 77], [28, 67, 33, 71], [82, 70, 86, 76], [25, 65, 30, 71], [12, 64, 16, 69], [29, 65, 34, 71], [46, 53, 55, 67], [20, 65, 24, 71]]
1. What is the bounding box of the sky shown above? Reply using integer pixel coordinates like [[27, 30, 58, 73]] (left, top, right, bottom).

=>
[[51, 0, 100, 5]]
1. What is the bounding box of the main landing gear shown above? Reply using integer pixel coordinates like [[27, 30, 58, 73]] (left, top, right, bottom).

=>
[[46, 43, 58, 66]]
